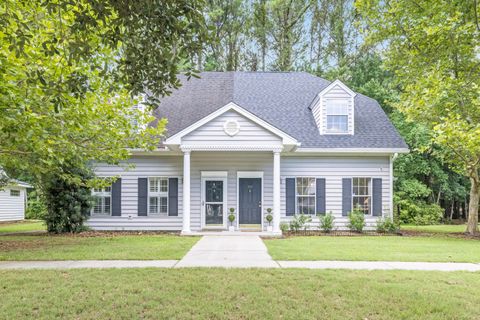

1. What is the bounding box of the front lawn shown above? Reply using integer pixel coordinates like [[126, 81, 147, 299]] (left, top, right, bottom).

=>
[[0, 220, 46, 234], [1, 268, 479, 319], [264, 236, 480, 262], [401, 224, 477, 234], [0, 234, 198, 260]]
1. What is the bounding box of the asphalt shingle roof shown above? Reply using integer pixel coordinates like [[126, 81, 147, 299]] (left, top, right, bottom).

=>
[[153, 71, 407, 149]]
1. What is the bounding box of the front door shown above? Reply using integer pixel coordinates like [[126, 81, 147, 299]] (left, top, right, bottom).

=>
[[203, 179, 225, 227], [239, 178, 262, 224]]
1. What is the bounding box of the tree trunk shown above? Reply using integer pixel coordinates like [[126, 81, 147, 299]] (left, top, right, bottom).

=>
[[466, 170, 479, 235]]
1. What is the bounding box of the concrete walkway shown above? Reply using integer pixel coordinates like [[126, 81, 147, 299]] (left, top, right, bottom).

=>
[[175, 235, 279, 268]]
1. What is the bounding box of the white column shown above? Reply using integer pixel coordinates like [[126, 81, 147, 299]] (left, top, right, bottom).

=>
[[273, 151, 281, 233], [182, 150, 191, 234]]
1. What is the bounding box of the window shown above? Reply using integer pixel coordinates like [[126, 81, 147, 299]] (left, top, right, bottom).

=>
[[92, 186, 111, 215], [296, 177, 316, 215], [10, 189, 20, 197], [149, 178, 168, 215], [353, 177, 371, 215], [326, 101, 349, 133]]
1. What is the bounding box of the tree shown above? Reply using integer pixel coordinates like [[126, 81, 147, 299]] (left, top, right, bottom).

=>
[[357, 0, 480, 234]]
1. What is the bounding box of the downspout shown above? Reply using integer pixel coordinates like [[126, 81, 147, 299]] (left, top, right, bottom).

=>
[[390, 153, 398, 220]]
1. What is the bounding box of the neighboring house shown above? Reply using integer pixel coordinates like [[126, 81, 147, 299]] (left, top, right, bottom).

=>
[[90, 72, 408, 233], [0, 177, 32, 222]]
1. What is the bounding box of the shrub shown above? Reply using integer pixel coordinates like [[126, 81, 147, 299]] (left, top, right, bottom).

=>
[[376, 217, 399, 233], [348, 208, 366, 233], [26, 191, 47, 220], [265, 214, 273, 225], [289, 214, 312, 232], [318, 212, 335, 233], [280, 222, 289, 233], [228, 214, 235, 225], [397, 199, 443, 225], [43, 166, 94, 233]]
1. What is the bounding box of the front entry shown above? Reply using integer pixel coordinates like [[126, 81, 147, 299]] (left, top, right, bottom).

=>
[[202, 179, 226, 228], [239, 178, 262, 225]]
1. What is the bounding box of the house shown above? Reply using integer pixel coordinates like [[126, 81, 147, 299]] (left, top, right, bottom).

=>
[[0, 173, 32, 222], [89, 72, 408, 233]]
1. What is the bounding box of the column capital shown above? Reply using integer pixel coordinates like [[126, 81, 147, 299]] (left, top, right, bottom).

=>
[[272, 148, 283, 154], [180, 147, 191, 155]]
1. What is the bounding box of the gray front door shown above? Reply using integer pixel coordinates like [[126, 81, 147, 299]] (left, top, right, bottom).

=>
[[239, 178, 262, 224]]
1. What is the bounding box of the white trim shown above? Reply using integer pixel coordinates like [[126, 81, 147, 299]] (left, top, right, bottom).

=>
[[351, 177, 373, 216], [201, 171, 228, 178], [165, 102, 299, 146], [294, 177, 317, 216], [236, 172, 264, 230], [223, 119, 240, 136], [147, 177, 169, 216], [318, 79, 357, 98], [293, 148, 409, 154], [181, 145, 284, 152], [201, 176, 228, 230]]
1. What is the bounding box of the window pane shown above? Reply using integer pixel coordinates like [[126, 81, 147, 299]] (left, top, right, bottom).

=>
[[206, 204, 223, 225], [104, 186, 111, 193], [149, 178, 159, 193], [149, 197, 159, 214], [327, 115, 348, 132], [93, 197, 103, 214], [297, 196, 315, 215], [296, 177, 315, 196], [326, 103, 348, 115], [206, 181, 223, 202], [160, 178, 168, 192], [104, 197, 111, 214], [159, 197, 168, 214], [353, 196, 370, 215], [10, 190, 20, 197]]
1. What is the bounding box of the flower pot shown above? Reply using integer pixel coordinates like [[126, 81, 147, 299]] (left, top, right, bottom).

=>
[[266, 225, 273, 232], [228, 226, 235, 232]]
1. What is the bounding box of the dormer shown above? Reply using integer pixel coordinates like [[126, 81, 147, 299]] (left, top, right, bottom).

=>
[[311, 80, 356, 135]]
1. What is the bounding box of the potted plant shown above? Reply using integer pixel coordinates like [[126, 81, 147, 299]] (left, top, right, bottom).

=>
[[228, 207, 236, 232], [265, 208, 273, 232]]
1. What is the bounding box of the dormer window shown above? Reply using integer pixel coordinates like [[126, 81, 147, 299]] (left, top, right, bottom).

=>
[[326, 101, 349, 133], [310, 79, 356, 136]]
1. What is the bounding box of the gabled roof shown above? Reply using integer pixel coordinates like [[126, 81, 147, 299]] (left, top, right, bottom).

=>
[[165, 102, 299, 146], [0, 170, 32, 188], [153, 72, 408, 150]]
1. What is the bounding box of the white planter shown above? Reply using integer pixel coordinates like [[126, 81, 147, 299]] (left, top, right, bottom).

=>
[[266, 225, 273, 232], [229, 226, 235, 232]]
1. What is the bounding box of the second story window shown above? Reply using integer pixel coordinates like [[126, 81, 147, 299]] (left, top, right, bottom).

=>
[[326, 101, 349, 133]]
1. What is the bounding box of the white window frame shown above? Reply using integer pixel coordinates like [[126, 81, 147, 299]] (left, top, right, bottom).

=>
[[148, 177, 169, 215], [10, 189, 20, 197], [325, 100, 349, 134], [92, 186, 112, 215], [295, 177, 317, 215], [352, 177, 372, 215]]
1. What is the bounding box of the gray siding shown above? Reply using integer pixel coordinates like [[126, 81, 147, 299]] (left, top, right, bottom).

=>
[[0, 187, 26, 221], [89, 156, 183, 230], [91, 153, 392, 231], [182, 110, 282, 147]]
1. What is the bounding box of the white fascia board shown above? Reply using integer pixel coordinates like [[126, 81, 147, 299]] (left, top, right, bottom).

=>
[[292, 147, 409, 155], [164, 102, 299, 146], [129, 148, 182, 156]]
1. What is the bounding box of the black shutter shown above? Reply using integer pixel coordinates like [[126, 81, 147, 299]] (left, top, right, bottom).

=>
[[111, 178, 122, 216], [372, 178, 382, 216], [168, 178, 178, 216], [138, 178, 148, 216], [316, 178, 326, 214], [286, 178, 296, 216], [342, 178, 352, 216]]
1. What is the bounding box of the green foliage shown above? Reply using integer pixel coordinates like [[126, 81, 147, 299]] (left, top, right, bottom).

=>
[[348, 208, 366, 233], [376, 218, 398, 233], [25, 191, 47, 220], [280, 222, 289, 233], [318, 212, 335, 233], [228, 214, 236, 223], [289, 214, 312, 232], [43, 166, 94, 233], [265, 214, 273, 225], [396, 200, 443, 226]]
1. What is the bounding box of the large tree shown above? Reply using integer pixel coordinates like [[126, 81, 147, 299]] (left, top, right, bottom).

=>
[[357, 0, 480, 234]]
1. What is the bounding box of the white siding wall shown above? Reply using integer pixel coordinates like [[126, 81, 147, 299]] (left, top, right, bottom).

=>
[[182, 110, 282, 147], [90, 154, 392, 231], [281, 156, 391, 229], [0, 187, 26, 221], [89, 156, 183, 230]]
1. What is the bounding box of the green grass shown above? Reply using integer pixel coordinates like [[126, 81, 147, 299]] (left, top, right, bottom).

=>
[[264, 236, 480, 262], [401, 224, 477, 233], [0, 220, 46, 233], [0, 235, 199, 260], [1, 269, 479, 319]]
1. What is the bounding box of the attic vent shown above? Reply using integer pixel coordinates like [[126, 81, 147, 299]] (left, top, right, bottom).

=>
[[223, 120, 240, 136]]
